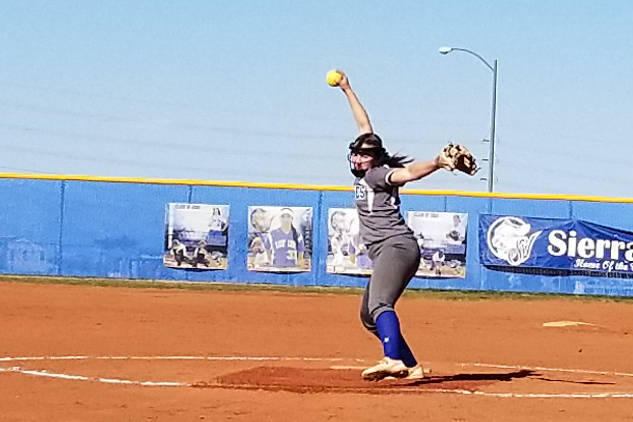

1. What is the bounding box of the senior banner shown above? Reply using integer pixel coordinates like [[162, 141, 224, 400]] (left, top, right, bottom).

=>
[[480, 214, 633, 275], [407, 211, 468, 278], [164, 203, 229, 269], [326, 208, 373, 275], [247, 206, 312, 272]]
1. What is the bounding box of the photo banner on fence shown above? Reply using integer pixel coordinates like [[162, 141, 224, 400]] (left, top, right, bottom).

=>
[[164, 203, 229, 270], [407, 211, 468, 278], [327, 209, 468, 277], [247, 206, 312, 272], [326, 208, 373, 275], [480, 214, 633, 274]]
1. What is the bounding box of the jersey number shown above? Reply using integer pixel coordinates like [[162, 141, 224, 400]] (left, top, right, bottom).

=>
[[355, 185, 367, 200]]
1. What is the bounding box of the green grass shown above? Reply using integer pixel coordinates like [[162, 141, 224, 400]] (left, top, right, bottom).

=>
[[0, 274, 364, 295], [1, 274, 632, 303]]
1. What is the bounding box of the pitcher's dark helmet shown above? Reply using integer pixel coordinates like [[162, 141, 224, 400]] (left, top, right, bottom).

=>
[[347, 133, 387, 177]]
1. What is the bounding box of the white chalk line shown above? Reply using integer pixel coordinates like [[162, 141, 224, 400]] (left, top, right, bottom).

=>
[[2, 355, 633, 377], [2, 355, 633, 398], [464, 362, 633, 378], [0, 355, 361, 363], [3, 366, 633, 398], [0, 366, 185, 387], [401, 388, 633, 399]]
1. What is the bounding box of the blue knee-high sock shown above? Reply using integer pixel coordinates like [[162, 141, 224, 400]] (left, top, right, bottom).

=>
[[375, 311, 402, 360], [399, 336, 418, 368]]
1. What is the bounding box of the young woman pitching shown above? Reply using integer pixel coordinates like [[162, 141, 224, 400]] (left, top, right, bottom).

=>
[[333, 70, 468, 381]]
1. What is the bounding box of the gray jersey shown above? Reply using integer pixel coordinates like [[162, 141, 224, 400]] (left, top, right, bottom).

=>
[[354, 166, 414, 247]]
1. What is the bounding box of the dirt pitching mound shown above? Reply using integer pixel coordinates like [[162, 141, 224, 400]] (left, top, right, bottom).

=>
[[198, 366, 533, 394]]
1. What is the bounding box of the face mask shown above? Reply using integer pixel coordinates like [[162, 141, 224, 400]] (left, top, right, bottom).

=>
[[347, 151, 374, 178], [350, 167, 366, 177]]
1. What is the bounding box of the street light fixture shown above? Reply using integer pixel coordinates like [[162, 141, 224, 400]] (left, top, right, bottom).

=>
[[439, 46, 498, 192]]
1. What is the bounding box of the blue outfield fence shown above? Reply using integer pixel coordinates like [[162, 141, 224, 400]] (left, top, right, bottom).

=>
[[1, 174, 633, 296]]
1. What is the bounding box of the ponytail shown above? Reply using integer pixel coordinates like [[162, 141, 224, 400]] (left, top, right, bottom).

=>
[[381, 152, 413, 168]]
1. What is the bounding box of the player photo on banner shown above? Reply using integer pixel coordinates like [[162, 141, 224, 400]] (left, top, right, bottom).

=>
[[164, 203, 229, 270], [326, 208, 373, 275], [407, 211, 468, 278], [247, 206, 312, 272]]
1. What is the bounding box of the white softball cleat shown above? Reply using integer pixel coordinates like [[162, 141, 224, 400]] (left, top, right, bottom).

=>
[[384, 364, 427, 381], [361, 357, 409, 381], [404, 364, 426, 380]]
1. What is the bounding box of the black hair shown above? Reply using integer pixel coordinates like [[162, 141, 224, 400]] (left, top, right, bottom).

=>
[[349, 133, 413, 168], [290, 225, 299, 249]]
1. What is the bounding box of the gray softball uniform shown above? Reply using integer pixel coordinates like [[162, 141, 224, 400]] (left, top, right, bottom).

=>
[[354, 166, 421, 333]]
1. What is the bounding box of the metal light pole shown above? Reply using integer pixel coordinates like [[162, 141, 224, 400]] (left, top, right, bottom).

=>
[[439, 47, 498, 192]]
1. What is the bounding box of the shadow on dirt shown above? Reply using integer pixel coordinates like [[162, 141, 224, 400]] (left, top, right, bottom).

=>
[[407, 369, 536, 386], [408, 369, 615, 386]]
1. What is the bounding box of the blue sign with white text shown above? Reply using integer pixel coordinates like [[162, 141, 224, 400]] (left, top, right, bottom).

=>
[[479, 214, 633, 275]]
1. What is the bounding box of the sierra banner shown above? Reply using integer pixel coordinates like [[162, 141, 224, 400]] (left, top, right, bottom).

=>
[[479, 214, 633, 275]]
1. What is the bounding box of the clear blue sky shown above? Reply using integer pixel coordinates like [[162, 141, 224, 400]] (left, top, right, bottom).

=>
[[2, 1, 632, 196]]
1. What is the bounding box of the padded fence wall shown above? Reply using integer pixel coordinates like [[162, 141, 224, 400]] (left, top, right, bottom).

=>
[[1, 177, 633, 296]]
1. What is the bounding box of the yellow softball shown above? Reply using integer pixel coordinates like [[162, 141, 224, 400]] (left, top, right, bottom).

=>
[[326, 70, 343, 87]]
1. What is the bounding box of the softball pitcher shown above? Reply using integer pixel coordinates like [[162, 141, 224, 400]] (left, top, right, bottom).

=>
[[333, 70, 467, 381]]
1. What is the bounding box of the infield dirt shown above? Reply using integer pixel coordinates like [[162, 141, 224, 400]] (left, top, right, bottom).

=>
[[1, 280, 633, 421]]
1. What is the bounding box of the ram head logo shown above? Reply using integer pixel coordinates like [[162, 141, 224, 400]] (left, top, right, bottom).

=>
[[487, 216, 542, 266]]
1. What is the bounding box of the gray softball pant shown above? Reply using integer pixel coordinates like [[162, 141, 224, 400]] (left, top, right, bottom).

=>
[[360, 234, 421, 335]]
